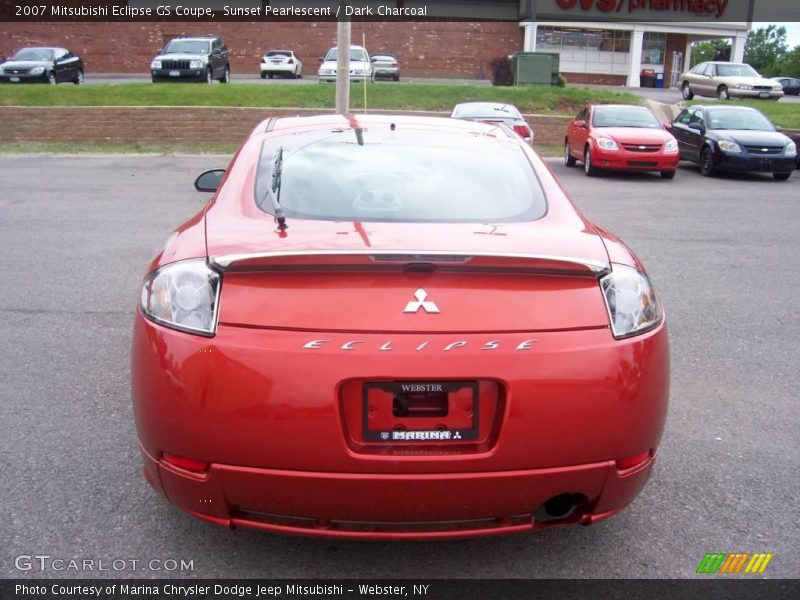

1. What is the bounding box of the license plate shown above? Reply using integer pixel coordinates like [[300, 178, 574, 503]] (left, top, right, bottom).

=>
[[362, 381, 479, 442], [169, 70, 180, 77], [10, 77, 20, 82], [759, 92, 770, 98]]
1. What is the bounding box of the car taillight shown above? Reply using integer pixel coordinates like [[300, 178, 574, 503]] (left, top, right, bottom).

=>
[[162, 452, 210, 474], [391, 62, 398, 67], [513, 125, 531, 138], [615, 451, 651, 471], [287, 58, 294, 64]]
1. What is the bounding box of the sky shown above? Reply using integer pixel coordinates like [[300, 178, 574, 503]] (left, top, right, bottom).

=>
[[755, 22, 800, 49]]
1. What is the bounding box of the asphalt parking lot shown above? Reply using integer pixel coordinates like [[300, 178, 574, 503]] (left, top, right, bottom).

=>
[[1, 155, 798, 579]]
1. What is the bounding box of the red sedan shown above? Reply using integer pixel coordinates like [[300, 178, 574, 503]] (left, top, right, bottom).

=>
[[565, 104, 680, 179], [132, 114, 669, 539]]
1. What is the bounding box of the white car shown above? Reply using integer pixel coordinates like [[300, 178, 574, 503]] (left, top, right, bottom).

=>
[[317, 45, 373, 83], [260, 50, 302, 79]]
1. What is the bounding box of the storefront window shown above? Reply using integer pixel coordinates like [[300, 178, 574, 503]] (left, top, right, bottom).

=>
[[536, 27, 631, 74], [641, 32, 666, 65]]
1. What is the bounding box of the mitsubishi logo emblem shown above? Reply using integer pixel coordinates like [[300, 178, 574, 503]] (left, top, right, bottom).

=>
[[403, 289, 440, 314], [639, 145, 646, 150]]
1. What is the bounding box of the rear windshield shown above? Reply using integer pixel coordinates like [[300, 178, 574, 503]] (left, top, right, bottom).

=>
[[267, 51, 291, 57], [254, 127, 545, 223], [454, 103, 522, 119], [164, 40, 210, 54], [592, 106, 661, 129], [706, 109, 774, 131], [373, 54, 396, 61]]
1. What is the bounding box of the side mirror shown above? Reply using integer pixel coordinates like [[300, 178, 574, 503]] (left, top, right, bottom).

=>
[[574, 120, 587, 129], [194, 169, 225, 192], [318, 57, 324, 63], [688, 122, 705, 133], [774, 125, 783, 132], [663, 122, 673, 131]]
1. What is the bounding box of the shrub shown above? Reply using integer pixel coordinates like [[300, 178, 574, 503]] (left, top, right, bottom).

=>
[[490, 56, 514, 86]]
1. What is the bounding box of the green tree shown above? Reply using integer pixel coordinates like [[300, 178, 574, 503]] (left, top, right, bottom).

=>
[[691, 39, 730, 67], [777, 45, 800, 77], [744, 25, 788, 76]]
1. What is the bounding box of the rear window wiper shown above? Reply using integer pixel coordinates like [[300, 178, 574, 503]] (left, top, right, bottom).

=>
[[263, 146, 288, 230]]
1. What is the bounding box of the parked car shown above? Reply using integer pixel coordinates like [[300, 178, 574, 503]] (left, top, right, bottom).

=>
[[0, 47, 83, 85], [786, 132, 800, 169], [451, 102, 534, 145], [564, 104, 679, 178], [150, 36, 230, 84], [670, 105, 795, 180], [679, 61, 783, 101], [317, 45, 372, 83], [771, 76, 800, 96], [371, 52, 400, 81], [260, 50, 302, 79], [132, 113, 669, 539]]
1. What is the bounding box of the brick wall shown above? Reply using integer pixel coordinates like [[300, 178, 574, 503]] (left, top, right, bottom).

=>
[[0, 21, 524, 79], [0, 106, 571, 145], [561, 72, 627, 86]]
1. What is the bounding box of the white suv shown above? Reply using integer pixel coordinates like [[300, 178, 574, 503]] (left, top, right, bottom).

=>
[[317, 45, 373, 83]]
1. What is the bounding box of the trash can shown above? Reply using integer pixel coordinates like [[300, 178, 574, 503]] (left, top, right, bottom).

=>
[[640, 69, 655, 88], [655, 73, 664, 88]]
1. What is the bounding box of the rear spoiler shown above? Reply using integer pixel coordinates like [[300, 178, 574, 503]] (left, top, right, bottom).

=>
[[209, 251, 610, 278]]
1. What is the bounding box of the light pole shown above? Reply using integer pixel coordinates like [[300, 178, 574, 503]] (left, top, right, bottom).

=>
[[335, 6, 351, 115]]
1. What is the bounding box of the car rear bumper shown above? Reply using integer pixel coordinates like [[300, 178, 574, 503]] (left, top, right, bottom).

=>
[[140, 441, 657, 539], [132, 312, 669, 538], [374, 68, 399, 78], [261, 64, 295, 74], [592, 148, 679, 172], [151, 68, 206, 82]]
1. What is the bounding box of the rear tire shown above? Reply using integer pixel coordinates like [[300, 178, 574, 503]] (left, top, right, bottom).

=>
[[660, 170, 676, 180], [682, 82, 694, 100], [268, 74, 273, 79], [260, 72, 266, 79], [717, 85, 729, 101], [584, 146, 598, 177], [73, 69, 84, 85], [219, 65, 230, 84], [773, 172, 791, 180], [564, 141, 576, 167], [394, 75, 400, 82], [700, 147, 715, 177]]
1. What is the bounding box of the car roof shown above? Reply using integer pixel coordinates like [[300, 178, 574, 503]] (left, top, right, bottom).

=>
[[170, 37, 216, 42], [691, 105, 761, 113]]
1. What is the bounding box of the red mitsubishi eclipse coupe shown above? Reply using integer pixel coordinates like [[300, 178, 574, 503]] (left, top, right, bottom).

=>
[[132, 114, 669, 539], [565, 104, 680, 179]]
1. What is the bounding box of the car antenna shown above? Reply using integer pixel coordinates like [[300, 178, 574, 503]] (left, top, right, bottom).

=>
[[266, 146, 288, 230]]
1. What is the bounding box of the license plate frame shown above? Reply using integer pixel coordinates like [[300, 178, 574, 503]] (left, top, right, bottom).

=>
[[759, 92, 770, 98], [10, 76, 20, 82], [169, 70, 180, 77], [362, 381, 479, 442]]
